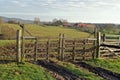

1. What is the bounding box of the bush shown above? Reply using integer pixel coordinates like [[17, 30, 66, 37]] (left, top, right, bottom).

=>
[[8, 20, 18, 24]]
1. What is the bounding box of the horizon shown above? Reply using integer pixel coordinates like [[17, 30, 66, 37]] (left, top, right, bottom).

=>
[[2, 16, 120, 24], [0, 0, 120, 24]]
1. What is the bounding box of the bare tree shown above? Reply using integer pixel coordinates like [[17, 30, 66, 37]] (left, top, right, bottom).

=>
[[34, 17, 40, 25]]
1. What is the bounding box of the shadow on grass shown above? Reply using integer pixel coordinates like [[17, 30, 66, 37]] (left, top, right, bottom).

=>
[[0, 60, 16, 64]]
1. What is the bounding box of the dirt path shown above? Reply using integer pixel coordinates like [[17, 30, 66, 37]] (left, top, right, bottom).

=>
[[74, 62, 120, 80], [37, 60, 87, 80]]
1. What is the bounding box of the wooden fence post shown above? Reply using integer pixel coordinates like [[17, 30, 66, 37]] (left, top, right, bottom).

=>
[[61, 34, 65, 61], [93, 27, 97, 59], [103, 34, 106, 42], [96, 32, 101, 58], [72, 39, 76, 61], [34, 38, 37, 61], [21, 25, 25, 62], [82, 39, 86, 60], [58, 33, 62, 60], [46, 38, 50, 60], [16, 30, 22, 63]]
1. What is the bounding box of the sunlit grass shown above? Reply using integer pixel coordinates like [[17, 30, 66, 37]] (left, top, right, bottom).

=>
[[0, 40, 15, 47], [0, 62, 55, 80], [85, 59, 120, 74]]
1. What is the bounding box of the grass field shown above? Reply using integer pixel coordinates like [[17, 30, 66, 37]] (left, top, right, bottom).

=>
[[84, 59, 120, 74], [0, 23, 90, 38], [57, 61, 103, 80], [0, 62, 54, 80]]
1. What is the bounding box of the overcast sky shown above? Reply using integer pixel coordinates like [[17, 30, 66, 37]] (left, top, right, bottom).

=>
[[0, 0, 120, 23]]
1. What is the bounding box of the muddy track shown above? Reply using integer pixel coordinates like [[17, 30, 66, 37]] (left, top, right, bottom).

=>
[[74, 62, 120, 80], [37, 60, 87, 80]]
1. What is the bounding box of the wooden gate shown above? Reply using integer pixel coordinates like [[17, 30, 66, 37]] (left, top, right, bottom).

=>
[[101, 34, 120, 58], [22, 35, 98, 62], [16, 29, 100, 63]]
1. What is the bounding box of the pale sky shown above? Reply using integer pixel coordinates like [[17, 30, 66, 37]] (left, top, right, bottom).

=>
[[0, 0, 120, 23]]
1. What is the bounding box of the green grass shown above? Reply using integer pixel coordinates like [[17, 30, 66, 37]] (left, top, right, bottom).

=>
[[0, 23, 90, 38], [57, 61, 103, 80], [85, 59, 120, 74], [0, 62, 55, 80], [0, 40, 15, 47], [100, 28, 120, 35]]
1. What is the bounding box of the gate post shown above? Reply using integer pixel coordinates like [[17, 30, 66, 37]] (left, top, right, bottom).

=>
[[58, 33, 62, 60], [20, 24, 25, 63], [96, 32, 101, 58], [16, 30, 22, 63], [61, 34, 65, 61], [93, 28, 97, 59], [82, 39, 86, 60], [103, 34, 106, 42], [34, 38, 38, 61], [46, 38, 50, 60], [72, 39, 76, 61]]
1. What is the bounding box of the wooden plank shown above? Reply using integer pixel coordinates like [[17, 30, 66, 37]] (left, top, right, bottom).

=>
[[23, 36, 36, 39], [37, 49, 47, 53], [87, 38, 97, 41], [105, 39, 119, 42], [75, 40, 84, 43], [37, 36, 59, 39]]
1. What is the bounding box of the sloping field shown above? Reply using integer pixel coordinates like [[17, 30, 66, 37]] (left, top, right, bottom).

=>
[[0, 23, 90, 38]]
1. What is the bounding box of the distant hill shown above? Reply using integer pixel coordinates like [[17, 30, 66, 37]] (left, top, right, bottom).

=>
[[0, 16, 120, 27], [0, 16, 33, 23]]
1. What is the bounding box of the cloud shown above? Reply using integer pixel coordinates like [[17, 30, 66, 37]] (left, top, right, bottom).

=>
[[1, 0, 120, 7], [9, 0, 29, 7], [33, 0, 120, 10], [0, 0, 120, 14], [2, 0, 120, 10], [11, 0, 19, 4]]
